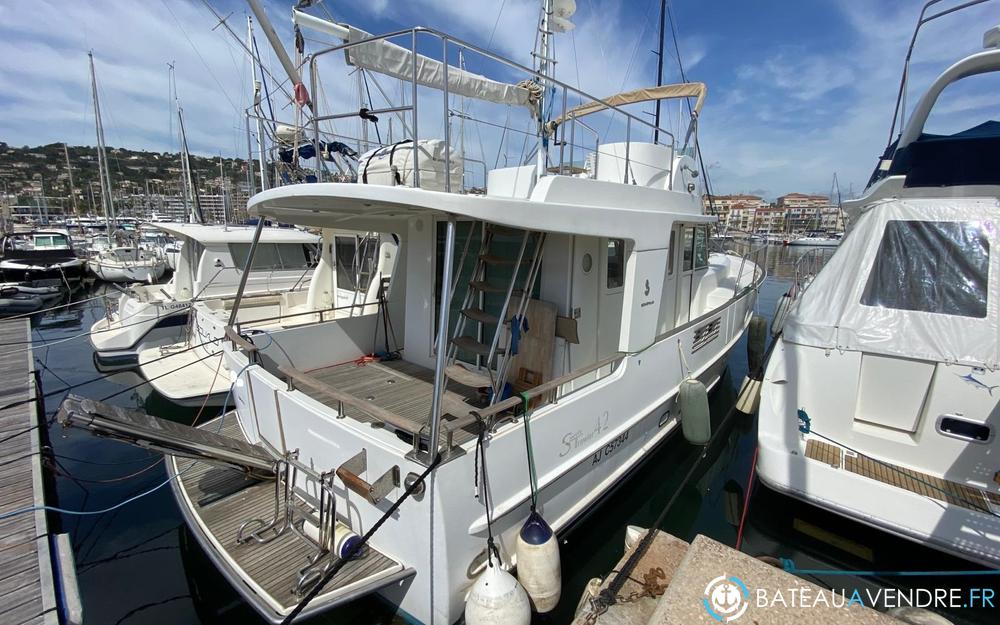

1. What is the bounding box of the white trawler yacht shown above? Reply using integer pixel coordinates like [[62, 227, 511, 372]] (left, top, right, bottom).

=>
[[90, 223, 320, 364], [758, 8, 1000, 568], [137, 229, 396, 407], [137, 5, 766, 624]]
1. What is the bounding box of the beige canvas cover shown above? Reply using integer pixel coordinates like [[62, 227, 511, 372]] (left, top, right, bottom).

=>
[[555, 83, 707, 125]]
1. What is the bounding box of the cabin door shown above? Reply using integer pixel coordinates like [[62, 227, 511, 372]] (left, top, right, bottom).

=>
[[570, 236, 600, 372], [675, 226, 695, 326], [660, 226, 680, 332]]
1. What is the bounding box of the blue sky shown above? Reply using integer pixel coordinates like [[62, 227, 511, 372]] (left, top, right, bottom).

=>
[[0, 0, 996, 199]]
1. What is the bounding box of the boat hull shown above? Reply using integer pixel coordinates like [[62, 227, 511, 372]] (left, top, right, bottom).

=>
[[89, 259, 166, 283]]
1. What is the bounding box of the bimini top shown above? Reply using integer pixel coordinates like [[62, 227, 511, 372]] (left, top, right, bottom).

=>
[[155, 223, 318, 245], [554, 82, 707, 125], [783, 196, 1000, 368], [247, 176, 712, 251]]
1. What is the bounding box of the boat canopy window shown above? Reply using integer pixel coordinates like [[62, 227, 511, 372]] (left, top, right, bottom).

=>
[[607, 239, 625, 289], [861, 220, 989, 318], [229, 243, 314, 272]]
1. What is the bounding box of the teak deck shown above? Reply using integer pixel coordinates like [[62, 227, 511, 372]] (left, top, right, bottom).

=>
[[805, 438, 1000, 513], [0, 319, 59, 625], [169, 415, 411, 623], [303, 359, 483, 445]]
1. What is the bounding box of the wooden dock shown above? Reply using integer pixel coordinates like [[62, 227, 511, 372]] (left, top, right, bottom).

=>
[[0, 318, 80, 625]]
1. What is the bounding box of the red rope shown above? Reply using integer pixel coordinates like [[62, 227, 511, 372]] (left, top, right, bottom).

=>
[[735, 446, 759, 551]]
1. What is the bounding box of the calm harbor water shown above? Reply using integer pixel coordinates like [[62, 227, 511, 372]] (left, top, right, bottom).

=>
[[28, 245, 993, 625]]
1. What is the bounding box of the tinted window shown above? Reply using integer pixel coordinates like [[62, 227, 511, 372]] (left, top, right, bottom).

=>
[[861, 220, 989, 318], [607, 239, 625, 289], [682, 228, 694, 271], [230, 243, 313, 271], [694, 226, 708, 269]]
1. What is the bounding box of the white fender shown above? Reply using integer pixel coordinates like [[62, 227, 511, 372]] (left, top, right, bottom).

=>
[[465, 564, 531, 625], [515, 511, 561, 613]]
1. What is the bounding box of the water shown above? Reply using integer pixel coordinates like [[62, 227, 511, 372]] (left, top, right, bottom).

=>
[[28, 247, 993, 624]]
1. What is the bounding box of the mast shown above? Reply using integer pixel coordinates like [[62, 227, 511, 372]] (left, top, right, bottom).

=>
[[219, 155, 230, 226], [248, 16, 270, 191], [535, 0, 553, 179], [653, 0, 666, 143], [177, 105, 204, 223], [89, 52, 116, 233], [63, 143, 78, 215]]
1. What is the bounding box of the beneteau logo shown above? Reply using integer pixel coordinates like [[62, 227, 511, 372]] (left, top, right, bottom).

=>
[[703, 575, 749, 622]]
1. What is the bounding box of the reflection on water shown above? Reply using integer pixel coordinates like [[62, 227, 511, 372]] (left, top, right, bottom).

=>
[[28, 248, 992, 625]]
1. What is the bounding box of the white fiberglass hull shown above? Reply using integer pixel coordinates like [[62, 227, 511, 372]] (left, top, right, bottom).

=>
[[138, 345, 231, 407], [758, 338, 1000, 569], [89, 258, 166, 283], [193, 281, 758, 624], [90, 298, 190, 362]]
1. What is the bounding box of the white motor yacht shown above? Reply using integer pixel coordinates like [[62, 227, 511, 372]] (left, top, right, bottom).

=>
[[89, 223, 319, 364], [758, 11, 1000, 569], [137, 229, 397, 407], [149, 10, 766, 624]]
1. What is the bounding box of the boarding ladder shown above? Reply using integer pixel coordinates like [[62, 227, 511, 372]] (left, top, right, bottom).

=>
[[445, 223, 546, 404]]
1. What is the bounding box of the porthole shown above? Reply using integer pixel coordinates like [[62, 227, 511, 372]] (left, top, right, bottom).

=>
[[582, 252, 593, 273]]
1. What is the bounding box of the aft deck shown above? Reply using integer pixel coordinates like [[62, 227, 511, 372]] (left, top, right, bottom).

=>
[[168, 415, 412, 623], [286, 359, 486, 446]]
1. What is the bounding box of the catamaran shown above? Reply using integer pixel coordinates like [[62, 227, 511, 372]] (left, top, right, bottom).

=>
[[758, 4, 1000, 569]]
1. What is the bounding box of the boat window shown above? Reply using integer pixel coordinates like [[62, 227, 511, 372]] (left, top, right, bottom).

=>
[[33, 234, 69, 248], [607, 239, 625, 289], [229, 243, 313, 271], [668, 230, 676, 275], [694, 226, 708, 269], [861, 220, 989, 318], [682, 228, 695, 272]]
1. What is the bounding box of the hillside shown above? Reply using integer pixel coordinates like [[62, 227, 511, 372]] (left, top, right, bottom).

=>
[[0, 141, 252, 210]]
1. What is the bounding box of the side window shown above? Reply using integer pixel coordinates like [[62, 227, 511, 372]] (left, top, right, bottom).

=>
[[694, 226, 708, 269], [607, 239, 625, 289], [335, 236, 359, 290], [861, 220, 989, 318], [668, 230, 676, 275], [682, 227, 694, 272]]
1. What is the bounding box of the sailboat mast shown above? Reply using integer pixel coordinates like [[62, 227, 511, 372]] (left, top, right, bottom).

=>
[[177, 106, 203, 223], [535, 0, 553, 179], [89, 52, 115, 232], [247, 16, 270, 192], [63, 143, 78, 215], [653, 0, 666, 143]]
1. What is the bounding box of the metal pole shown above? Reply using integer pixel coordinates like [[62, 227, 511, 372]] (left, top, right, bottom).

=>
[[312, 59, 323, 182], [653, 0, 666, 144], [427, 217, 456, 463], [442, 38, 450, 192], [248, 16, 269, 192], [228, 217, 266, 326], [245, 113, 256, 196], [411, 30, 420, 188]]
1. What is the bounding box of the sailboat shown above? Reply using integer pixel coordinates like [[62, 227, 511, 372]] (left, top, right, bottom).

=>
[[758, 4, 1000, 569], [86, 52, 167, 284], [61, 2, 764, 623]]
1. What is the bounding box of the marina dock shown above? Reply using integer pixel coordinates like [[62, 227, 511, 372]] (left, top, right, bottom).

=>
[[0, 319, 81, 625]]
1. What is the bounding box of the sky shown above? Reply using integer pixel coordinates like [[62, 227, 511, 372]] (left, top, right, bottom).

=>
[[0, 0, 997, 200]]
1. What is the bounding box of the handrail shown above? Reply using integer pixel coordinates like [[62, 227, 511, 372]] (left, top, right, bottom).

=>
[[224, 326, 259, 353], [308, 26, 677, 144], [469, 352, 625, 423]]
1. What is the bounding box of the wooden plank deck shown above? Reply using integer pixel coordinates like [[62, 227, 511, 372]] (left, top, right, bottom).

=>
[[804, 437, 1000, 513], [0, 319, 59, 625], [171, 415, 411, 619], [305, 359, 484, 445]]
